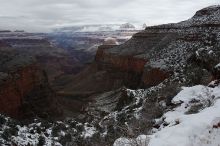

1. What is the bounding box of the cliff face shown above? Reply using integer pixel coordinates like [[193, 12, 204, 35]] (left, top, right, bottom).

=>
[[0, 64, 38, 117], [142, 68, 170, 87], [0, 34, 78, 85], [56, 46, 147, 98], [95, 45, 147, 73], [94, 33, 175, 88], [58, 6, 220, 99], [93, 6, 220, 89], [0, 49, 61, 119]]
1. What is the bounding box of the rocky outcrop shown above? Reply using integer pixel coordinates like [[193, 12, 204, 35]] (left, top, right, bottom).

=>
[[96, 45, 148, 73], [93, 5, 220, 89], [0, 33, 79, 85], [94, 33, 175, 88], [142, 68, 170, 87], [0, 49, 61, 119], [94, 44, 149, 89], [0, 64, 38, 117]]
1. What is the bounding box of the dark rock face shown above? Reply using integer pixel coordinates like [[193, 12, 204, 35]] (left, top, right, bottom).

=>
[[95, 45, 148, 88], [0, 64, 39, 117], [193, 5, 220, 21], [91, 32, 178, 89], [0, 32, 80, 86], [96, 45, 148, 73], [0, 47, 61, 119], [142, 68, 170, 87]]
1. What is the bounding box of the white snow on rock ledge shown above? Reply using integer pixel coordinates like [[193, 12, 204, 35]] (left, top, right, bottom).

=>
[[113, 85, 220, 146], [149, 85, 220, 146], [81, 123, 97, 138], [113, 135, 149, 146]]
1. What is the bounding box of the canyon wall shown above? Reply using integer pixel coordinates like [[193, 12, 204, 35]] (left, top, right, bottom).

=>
[[95, 45, 147, 73], [0, 49, 61, 119], [87, 5, 220, 90], [0, 64, 39, 117], [94, 32, 175, 88]]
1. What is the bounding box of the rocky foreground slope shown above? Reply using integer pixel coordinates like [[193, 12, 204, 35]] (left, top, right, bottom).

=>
[[1, 5, 220, 146]]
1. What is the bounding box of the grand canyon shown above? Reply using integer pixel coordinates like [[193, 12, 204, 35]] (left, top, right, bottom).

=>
[[0, 3, 220, 146]]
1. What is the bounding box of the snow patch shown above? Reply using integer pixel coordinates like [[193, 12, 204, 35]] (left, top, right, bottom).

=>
[[148, 85, 220, 146], [114, 85, 220, 146], [81, 123, 97, 138]]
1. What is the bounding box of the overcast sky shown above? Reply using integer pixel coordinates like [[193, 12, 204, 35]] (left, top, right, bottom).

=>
[[0, 0, 219, 32]]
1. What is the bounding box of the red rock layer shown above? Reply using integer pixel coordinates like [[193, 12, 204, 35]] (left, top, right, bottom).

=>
[[0, 64, 43, 118], [95, 45, 172, 88], [95, 45, 148, 74], [142, 68, 170, 87]]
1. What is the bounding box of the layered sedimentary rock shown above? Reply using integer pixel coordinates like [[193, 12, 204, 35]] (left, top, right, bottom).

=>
[[0, 32, 79, 85], [0, 64, 38, 117], [95, 45, 147, 73], [0, 48, 61, 118], [94, 33, 175, 88], [58, 6, 220, 100], [94, 5, 220, 88]]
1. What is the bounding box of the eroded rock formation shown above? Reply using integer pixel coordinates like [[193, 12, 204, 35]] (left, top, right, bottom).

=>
[[0, 48, 61, 119]]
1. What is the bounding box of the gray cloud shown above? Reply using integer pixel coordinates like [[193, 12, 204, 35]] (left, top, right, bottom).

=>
[[0, 0, 219, 32]]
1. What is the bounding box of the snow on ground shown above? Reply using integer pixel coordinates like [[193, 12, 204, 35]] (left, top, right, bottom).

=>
[[11, 124, 62, 146], [114, 84, 220, 146], [215, 63, 220, 69], [81, 123, 97, 138], [113, 135, 149, 146], [150, 84, 220, 146]]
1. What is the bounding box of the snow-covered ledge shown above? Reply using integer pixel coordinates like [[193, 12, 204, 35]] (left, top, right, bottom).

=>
[[114, 84, 220, 146]]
